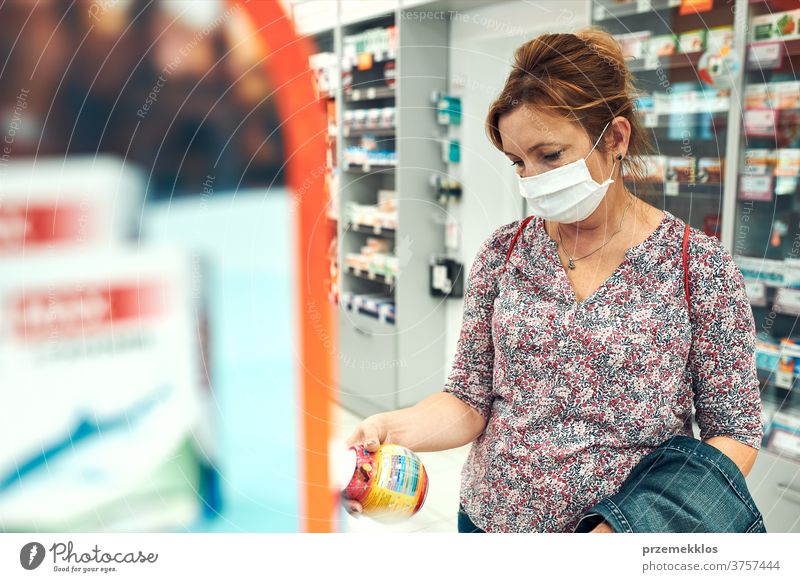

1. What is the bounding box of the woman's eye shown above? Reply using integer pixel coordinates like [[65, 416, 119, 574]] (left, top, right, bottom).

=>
[[509, 160, 522, 167], [543, 150, 563, 162]]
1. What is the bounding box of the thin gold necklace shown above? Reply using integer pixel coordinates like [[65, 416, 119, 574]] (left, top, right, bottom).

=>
[[556, 200, 633, 270]]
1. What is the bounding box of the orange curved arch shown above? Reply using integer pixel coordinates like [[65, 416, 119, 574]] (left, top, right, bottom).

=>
[[233, 0, 334, 533]]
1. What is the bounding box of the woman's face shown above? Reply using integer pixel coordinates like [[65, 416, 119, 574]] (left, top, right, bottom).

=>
[[498, 105, 615, 183]]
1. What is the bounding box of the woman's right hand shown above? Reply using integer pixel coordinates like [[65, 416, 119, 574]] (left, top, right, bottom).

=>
[[341, 414, 388, 517]]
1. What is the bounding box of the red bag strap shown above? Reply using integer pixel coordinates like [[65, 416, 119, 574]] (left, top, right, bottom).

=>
[[504, 215, 535, 270], [682, 223, 690, 313]]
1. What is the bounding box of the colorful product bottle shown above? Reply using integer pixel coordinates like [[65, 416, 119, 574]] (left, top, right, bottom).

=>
[[342, 444, 428, 522]]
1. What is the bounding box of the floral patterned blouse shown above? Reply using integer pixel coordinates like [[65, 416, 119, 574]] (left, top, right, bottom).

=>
[[444, 210, 763, 533]]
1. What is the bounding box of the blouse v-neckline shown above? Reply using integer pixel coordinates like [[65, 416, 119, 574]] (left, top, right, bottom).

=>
[[535, 211, 673, 308]]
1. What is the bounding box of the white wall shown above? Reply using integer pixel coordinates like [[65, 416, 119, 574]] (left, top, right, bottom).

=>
[[444, 0, 590, 366]]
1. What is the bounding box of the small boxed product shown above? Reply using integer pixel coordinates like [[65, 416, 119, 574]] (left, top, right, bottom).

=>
[[343, 109, 354, 129], [775, 149, 800, 177], [775, 337, 800, 388], [377, 189, 396, 212], [650, 34, 677, 56], [750, 13, 777, 42], [614, 31, 651, 60], [353, 108, 367, 129], [640, 155, 668, 182], [380, 106, 395, 128], [745, 84, 771, 110], [634, 91, 655, 115], [739, 175, 773, 201], [667, 156, 696, 183], [366, 107, 381, 128], [756, 334, 781, 374], [775, 10, 799, 39], [744, 149, 777, 175], [751, 10, 799, 42], [364, 237, 390, 254], [772, 81, 800, 110], [706, 26, 734, 51], [697, 158, 722, 183], [678, 29, 706, 54], [768, 410, 800, 460]]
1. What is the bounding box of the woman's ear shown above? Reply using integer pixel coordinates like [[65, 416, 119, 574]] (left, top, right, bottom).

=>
[[610, 116, 631, 158]]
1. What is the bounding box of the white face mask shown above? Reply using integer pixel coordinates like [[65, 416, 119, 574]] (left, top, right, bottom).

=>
[[517, 122, 617, 223]]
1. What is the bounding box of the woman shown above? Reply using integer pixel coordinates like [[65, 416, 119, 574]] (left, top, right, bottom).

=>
[[344, 29, 762, 533]]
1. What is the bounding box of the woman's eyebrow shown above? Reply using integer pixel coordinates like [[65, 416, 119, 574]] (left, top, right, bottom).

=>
[[503, 142, 560, 156]]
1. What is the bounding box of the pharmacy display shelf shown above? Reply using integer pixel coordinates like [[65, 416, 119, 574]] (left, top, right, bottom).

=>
[[346, 222, 396, 236], [593, 0, 683, 21], [635, 182, 724, 197], [627, 50, 704, 73], [329, 6, 450, 417], [345, 265, 396, 286], [591, 0, 742, 242], [748, 37, 800, 60], [342, 163, 397, 174], [342, 127, 396, 137], [345, 86, 396, 102]]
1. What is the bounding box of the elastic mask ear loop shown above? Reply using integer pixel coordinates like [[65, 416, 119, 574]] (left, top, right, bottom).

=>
[[584, 121, 611, 160], [585, 121, 616, 183]]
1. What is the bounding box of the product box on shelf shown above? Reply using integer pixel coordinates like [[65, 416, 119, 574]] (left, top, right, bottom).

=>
[[667, 157, 696, 183], [739, 174, 774, 201], [366, 108, 381, 128], [377, 189, 396, 212], [744, 108, 779, 136], [745, 84, 772, 110], [639, 155, 668, 182], [678, 29, 706, 54], [768, 410, 800, 460], [614, 31, 651, 59], [706, 25, 734, 52], [751, 10, 800, 42], [776, 337, 800, 388], [776, 149, 800, 176], [744, 148, 777, 174], [309, 51, 339, 97], [341, 292, 395, 324], [775, 175, 799, 196], [756, 334, 781, 374], [650, 34, 677, 56], [697, 157, 723, 183], [734, 255, 788, 287], [772, 81, 800, 110]]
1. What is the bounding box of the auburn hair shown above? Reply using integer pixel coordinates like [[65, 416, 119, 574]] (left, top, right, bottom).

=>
[[486, 28, 652, 186]]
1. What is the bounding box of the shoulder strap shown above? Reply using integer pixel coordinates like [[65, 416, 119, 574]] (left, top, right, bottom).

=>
[[682, 223, 690, 313], [504, 216, 535, 271]]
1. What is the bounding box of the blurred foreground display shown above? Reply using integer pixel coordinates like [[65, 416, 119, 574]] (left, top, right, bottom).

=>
[[0, 156, 220, 531]]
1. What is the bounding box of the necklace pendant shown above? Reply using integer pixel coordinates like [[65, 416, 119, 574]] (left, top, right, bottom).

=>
[[568, 258, 575, 269]]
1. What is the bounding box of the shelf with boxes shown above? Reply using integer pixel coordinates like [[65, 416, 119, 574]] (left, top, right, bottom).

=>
[[332, 7, 450, 416], [593, 0, 683, 21], [308, 29, 341, 308], [591, 0, 737, 237], [734, 1, 800, 278]]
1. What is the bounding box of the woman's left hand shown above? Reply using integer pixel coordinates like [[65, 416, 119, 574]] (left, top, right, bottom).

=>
[[589, 520, 615, 533]]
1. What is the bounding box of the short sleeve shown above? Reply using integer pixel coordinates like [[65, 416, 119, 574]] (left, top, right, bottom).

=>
[[687, 234, 763, 450], [443, 229, 508, 419]]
